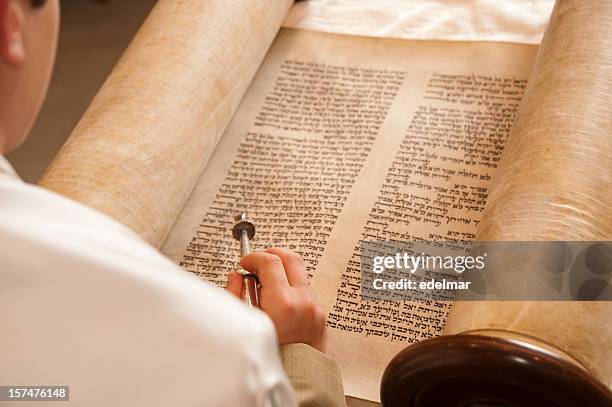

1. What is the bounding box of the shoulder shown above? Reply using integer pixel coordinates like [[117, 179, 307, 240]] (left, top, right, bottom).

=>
[[0, 180, 294, 406], [0, 179, 274, 341]]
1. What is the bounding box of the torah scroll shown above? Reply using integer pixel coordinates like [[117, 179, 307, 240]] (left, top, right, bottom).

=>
[[39, 0, 611, 403], [444, 0, 612, 388], [40, 0, 293, 246]]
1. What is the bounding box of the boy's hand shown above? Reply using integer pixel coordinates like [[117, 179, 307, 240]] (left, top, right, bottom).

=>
[[225, 248, 326, 352]]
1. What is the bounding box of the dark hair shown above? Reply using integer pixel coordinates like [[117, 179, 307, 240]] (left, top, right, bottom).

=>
[[31, 0, 46, 8]]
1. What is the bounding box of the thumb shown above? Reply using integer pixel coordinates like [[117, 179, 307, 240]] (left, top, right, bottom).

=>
[[225, 271, 243, 298]]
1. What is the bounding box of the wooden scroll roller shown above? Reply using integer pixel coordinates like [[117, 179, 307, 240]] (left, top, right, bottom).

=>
[[381, 0, 612, 405], [39, 0, 293, 248]]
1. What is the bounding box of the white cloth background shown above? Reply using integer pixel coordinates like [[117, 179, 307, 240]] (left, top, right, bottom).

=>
[[285, 0, 554, 44]]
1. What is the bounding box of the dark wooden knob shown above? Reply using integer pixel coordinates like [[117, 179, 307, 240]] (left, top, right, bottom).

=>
[[380, 334, 612, 407]]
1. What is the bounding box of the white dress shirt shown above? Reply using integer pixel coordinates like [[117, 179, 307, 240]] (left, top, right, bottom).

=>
[[0, 156, 295, 407]]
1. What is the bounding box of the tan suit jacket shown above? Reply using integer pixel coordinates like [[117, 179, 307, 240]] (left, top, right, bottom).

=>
[[281, 344, 347, 407]]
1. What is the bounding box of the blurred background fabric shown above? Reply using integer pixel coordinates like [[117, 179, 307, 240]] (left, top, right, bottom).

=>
[[8, 0, 554, 182], [285, 0, 553, 43]]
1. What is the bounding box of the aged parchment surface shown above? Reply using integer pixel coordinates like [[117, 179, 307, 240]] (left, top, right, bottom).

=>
[[162, 29, 538, 401]]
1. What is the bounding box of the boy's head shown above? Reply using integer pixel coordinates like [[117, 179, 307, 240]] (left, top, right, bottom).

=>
[[0, 0, 59, 153]]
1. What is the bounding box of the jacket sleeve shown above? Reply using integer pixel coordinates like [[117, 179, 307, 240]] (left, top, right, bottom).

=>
[[280, 343, 347, 407]]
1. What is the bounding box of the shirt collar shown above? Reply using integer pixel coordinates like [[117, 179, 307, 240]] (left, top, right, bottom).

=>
[[0, 156, 22, 182]]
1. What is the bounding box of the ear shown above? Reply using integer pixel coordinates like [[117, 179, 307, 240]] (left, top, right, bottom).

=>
[[0, 0, 25, 66]]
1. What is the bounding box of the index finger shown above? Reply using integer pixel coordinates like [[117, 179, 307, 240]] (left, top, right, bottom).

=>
[[266, 248, 309, 287], [240, 252, 289, 288]]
